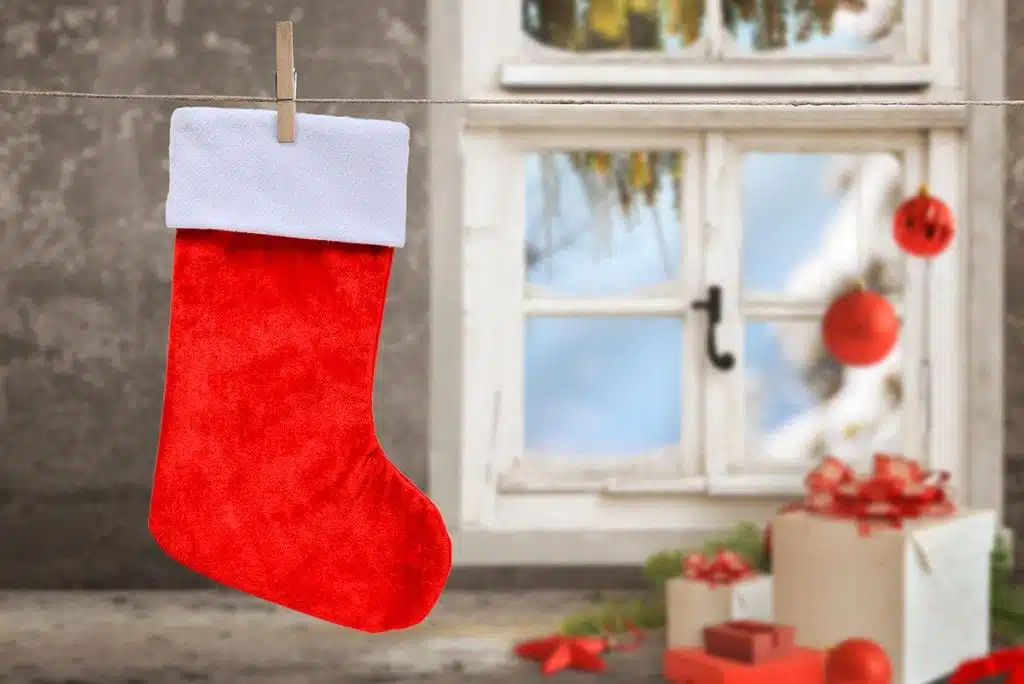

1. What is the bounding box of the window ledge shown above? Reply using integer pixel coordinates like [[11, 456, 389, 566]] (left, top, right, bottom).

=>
[[500, 60, 932, 91], [494, 472, 808, 497], [464, 100, 968, 132]]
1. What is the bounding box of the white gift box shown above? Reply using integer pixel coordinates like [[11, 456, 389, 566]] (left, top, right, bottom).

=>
[[665, 574, 773, 648], [773, 509, 995, 684]]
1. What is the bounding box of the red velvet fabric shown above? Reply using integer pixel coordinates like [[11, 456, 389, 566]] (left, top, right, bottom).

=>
[[150, 229, 452, 633]]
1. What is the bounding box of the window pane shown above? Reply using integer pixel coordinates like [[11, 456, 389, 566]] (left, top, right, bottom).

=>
[[741, 152, 906, 297], [725, 0, 902, 56], [521, 0, 707, 53], [744, 319, 904, 463], [525, 316, 682, 456], [526, 151, 684, 297]]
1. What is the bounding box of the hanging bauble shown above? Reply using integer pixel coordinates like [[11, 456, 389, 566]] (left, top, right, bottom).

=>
[[892, 185, 955, 258], [822, 285, 899, 367], [825, 638, 892, 684]]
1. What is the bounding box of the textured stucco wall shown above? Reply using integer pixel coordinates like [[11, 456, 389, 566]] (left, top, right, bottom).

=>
[[0, 0, 1022, 589], [0, 1, 428, 587]]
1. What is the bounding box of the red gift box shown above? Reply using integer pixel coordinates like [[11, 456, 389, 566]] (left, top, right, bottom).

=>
[[664, 645, 825, 684], [703, 620, 796, 664]]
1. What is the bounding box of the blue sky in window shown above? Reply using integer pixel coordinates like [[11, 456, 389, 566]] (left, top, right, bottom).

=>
[[523, 152, 843, 457]]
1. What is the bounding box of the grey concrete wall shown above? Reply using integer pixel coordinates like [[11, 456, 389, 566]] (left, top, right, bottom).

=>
[[0, 1, 428, 587], [1, 0, 1022, 589]]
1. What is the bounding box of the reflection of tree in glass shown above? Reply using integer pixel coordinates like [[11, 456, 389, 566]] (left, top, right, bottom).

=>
[[526, 151, 682, 273], [521, 0, 878, 52], [521, 0, 896, 269]]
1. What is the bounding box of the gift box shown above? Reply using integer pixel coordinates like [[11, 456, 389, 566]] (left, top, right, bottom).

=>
[[703, 620, 795, 664], [664, 645, 825, 684], [772, 455, 996, 684], [666, 551, 773, 648]]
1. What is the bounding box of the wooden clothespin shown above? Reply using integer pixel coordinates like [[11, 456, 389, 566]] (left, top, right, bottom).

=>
[[275, 21, 297, 143]]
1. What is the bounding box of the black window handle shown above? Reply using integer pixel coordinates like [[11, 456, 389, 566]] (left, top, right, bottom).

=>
[[691, 285, 736, 371]]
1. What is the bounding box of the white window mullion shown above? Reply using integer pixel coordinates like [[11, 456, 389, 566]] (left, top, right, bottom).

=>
[[702, 133, 745, 487], [902, 0, 925, 63], [682, 140, 706, 476], [523, 298, 685, 316], [497, 140, 528, 496], [900, 142, 928, 466], [463, 0, 521, 95], [928, 0, 964, 91], [705, 0, 727, 59], [460, 135, 520, 527], [926, 131, 966, 491]]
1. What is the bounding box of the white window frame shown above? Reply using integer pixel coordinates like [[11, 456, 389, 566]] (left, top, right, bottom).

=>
[[468, 0, 942, 92], [703, 131, 930, 496], [489, 132, 705, 496], [427, 0, 1006, 566]]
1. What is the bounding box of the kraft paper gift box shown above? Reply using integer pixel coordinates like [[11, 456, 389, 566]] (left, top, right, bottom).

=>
[[666, 573, 773, 648], [772, 509, 995, 684]]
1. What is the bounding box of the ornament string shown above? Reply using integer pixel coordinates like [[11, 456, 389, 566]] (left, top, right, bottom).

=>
[[0, 89, 1022, 107]]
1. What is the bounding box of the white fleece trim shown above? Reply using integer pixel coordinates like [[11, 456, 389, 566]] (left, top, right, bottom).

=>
[[165, 107, 408, 247]]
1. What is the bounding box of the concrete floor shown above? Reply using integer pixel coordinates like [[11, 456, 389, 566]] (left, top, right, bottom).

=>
[[0, 591, 666, 683]]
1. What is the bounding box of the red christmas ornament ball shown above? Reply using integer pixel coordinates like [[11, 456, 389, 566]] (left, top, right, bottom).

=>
[[825, 638, 892, 684], [822, 287, 899, 367], [892, 185, 955, 258]]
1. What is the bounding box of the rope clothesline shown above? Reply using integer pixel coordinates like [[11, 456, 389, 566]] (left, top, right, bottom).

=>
[[0, 88, 1019, 107]]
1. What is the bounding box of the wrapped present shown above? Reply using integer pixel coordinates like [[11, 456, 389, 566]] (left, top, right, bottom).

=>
[[666, 550, 773, 648], [703, 620, 795, 664], [773, 454, 995, 684], [664, 644, 825, 684]]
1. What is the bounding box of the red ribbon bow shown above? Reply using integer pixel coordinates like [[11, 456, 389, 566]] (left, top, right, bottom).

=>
[[950, 648, 1024, 684], [683, 550, 756, 587], [803, 453, 955, 535]]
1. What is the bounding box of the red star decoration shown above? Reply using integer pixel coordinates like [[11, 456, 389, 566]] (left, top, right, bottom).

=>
[[514, 633, 609, 675]]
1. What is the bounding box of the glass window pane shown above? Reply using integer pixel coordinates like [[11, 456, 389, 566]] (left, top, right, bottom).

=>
[[724, 0, 903, 56], [744, 319, 904, 463], [526, 151, 684, 297], [521, 0, 707, 53], [525, 316, 683, 456], [741, 152, 906, 297]]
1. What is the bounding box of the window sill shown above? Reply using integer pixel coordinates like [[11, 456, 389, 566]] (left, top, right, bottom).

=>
[[495, 472, 806, 497], [499, 60, 932, 92]]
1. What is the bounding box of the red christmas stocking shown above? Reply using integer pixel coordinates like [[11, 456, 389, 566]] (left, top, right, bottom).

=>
[[152, 107, 451, 632]]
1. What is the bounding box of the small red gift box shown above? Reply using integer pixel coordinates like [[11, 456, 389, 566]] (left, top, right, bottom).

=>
[[703, 620, 795, 665]]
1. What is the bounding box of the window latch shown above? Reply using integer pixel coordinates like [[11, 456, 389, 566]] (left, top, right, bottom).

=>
[[692, 285, 736, 372]]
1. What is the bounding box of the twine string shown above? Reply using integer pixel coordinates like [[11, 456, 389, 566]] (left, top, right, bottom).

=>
[[0, 88, 1019, 107]]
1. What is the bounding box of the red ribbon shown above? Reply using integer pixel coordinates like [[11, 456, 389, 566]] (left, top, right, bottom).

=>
[[682, 550, 757, 587], [802, 453, 955, 535], [950, 648, 1024, 684]]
